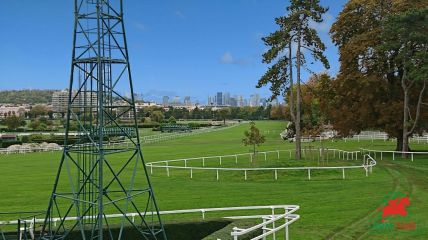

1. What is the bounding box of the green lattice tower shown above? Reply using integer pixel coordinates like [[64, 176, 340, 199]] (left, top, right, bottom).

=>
[[40, 1, 166, 239]]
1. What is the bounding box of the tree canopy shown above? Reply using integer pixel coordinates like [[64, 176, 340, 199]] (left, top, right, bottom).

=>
[[328, 0, 428, 150], [242, 122, 266, 155]]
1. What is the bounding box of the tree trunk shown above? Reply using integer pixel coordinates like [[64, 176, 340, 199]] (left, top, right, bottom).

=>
[[395, 134, 411, 151], [295, 33, 302, 160], [402, 87, 409, 157], [288, 43, 295, 122], [253, 144, 256, 163]]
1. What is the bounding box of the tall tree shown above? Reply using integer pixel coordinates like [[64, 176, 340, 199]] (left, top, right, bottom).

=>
[[378, 8, 428, 154], [258, 0, 330, 159], [330, 0, 428, 151]]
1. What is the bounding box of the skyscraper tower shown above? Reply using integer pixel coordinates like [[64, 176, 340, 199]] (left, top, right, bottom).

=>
[[40, 1, 166, 239]]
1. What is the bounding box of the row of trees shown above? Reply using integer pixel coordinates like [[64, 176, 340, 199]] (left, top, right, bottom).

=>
[[1, 104, 53, 119], [259, 0, 427, 157], [140, 106, 272, 123], [0, 90, 55, 105]]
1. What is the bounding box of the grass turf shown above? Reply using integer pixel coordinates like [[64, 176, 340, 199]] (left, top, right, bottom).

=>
[[0, 121, 427, 239]]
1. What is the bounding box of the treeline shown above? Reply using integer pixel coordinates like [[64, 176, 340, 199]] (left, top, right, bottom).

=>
[[0, 90, 57, 104], [139, 106, 272, 122]]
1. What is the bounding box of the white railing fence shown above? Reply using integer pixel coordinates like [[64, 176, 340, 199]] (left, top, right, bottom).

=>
[[146, 150, 376, 181], [0, 205, 300, 240], [361, 148, 428, 162]]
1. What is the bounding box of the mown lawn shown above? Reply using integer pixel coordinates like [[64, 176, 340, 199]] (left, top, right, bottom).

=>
[[0, 121, 427, 239]]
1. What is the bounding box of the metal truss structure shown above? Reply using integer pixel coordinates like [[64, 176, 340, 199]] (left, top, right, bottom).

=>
[[40, 0, 166, 239]]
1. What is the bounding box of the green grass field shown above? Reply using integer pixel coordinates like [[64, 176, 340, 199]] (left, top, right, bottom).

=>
[[1, 121, 427, 239]]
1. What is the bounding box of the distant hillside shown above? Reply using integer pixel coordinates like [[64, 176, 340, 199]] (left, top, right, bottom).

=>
[[0, 90, 58, 104]]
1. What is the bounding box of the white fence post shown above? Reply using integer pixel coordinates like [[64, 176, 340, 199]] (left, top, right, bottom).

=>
[[285, 208, 289, 240], [262, 218, 267, 240]]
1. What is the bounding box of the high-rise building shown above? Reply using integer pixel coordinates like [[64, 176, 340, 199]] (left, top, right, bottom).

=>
[[236, 96, 242, 107], [260, 98, 267, 108], [52, 90, 97, 113], [250, 94, 260, 107], [230, 97, 237, 107], [184, 96, 191, 106], [216, 92, 223, 106], [223, 92, 230, 106], [172, 96, 181, 105], [162, 96, 169, 106], [52, 90, 69, 113]]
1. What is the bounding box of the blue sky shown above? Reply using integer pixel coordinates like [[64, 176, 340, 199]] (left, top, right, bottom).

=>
[[0, 0, 347, 103]]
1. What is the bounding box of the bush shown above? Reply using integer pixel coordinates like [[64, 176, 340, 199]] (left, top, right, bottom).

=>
[[21, 135, 30, 143], [1, 140, 22, 148]]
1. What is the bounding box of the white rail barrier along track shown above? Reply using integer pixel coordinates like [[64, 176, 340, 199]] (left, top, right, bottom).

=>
[[146, 149, 377, 181], [361, 148, 428, 162], [0, 205, 299, 240]]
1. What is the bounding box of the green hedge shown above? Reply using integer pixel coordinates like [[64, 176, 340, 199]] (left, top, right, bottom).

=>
[[0, 140, 22, 148]]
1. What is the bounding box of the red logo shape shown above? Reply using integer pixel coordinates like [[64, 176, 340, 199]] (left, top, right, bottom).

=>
[[379, 197, 410, 222]]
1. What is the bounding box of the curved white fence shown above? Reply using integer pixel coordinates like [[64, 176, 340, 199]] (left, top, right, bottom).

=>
[[0, 205, 299, 240], [146, 149, 376, 181]]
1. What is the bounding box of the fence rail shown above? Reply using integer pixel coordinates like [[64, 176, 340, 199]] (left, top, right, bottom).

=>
[[146, 149, 376, 181], [361, 148, 428, 162], [0, 205, 300, 240]]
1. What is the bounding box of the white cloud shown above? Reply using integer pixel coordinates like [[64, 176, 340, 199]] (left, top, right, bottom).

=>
[[220, 52, 234, 64], [219, 52, 252, 66]]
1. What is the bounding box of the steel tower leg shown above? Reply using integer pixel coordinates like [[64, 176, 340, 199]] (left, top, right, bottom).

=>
[[40, 1, 167, 239]]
